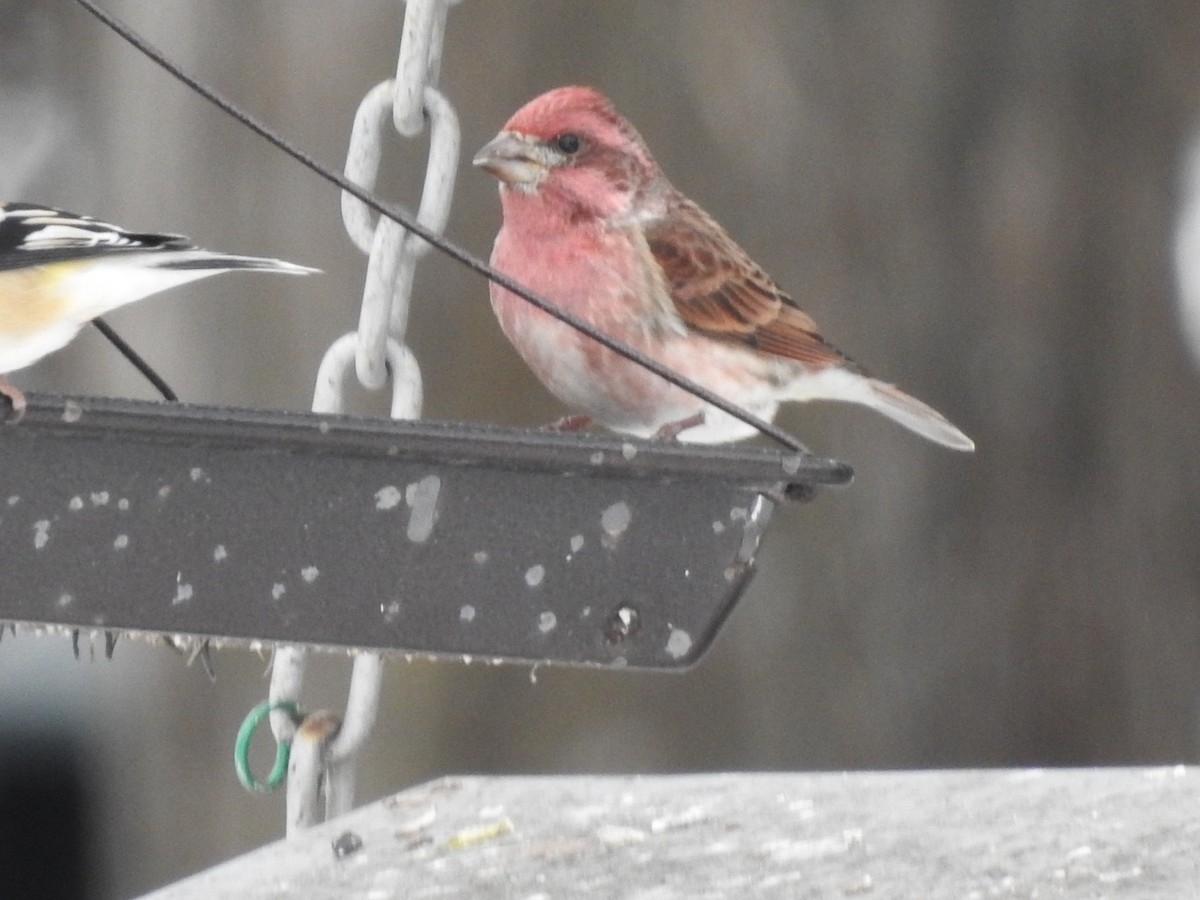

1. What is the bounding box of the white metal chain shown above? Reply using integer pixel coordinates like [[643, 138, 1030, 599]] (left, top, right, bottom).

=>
[[266, 0, 462, 835]]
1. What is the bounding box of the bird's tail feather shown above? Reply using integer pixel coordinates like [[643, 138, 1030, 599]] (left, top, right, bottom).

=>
[[863, 379, 975, 452], [151, 250, 318, 276], [65, 251, 317, 322]]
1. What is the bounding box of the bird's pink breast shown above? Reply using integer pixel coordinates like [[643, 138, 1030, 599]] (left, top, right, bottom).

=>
[[488, 195, 781, 436]]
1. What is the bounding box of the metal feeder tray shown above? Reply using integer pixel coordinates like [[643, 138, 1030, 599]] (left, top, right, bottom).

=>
[[0, 394, 852, 669]]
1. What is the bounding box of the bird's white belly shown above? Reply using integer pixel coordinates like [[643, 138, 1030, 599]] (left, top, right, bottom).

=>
[[496, 298, 785, 443], [0, 322, 84, 373]]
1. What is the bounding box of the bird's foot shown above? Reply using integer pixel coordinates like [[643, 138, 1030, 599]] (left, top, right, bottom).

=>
[[652, 412, 705, 441], [0, 376, 26, 424], [762, 483, 817, 505], [544, 414, 595, 432]]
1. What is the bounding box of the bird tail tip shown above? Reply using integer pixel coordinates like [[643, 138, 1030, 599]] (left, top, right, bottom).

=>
[[215, 255, 321, 276], [160, 251, 320, 276], [866, 379, 975, 452]]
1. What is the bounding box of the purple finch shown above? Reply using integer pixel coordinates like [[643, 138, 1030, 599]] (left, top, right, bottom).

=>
[[474, 86, 973, 451]]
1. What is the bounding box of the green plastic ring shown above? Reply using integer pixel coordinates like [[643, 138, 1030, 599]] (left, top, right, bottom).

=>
[[234, 700, 300, 793]]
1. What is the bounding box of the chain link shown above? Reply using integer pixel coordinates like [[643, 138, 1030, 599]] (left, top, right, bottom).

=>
[[262, 0, 460, 834], [393, 0, 449, 135], [342, 81, 459, 388]]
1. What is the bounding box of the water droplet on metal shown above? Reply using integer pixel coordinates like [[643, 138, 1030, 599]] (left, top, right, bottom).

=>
[[405, 475, 441, 543], [666, 627, 693, 660], [375, 485, 402, 510], [601, 501, 632, 548], [33, 519, 51, 550]]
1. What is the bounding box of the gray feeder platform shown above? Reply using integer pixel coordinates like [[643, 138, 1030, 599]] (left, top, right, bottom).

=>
[[0, 394, 851, 669], [143, 767, 1199, 899]]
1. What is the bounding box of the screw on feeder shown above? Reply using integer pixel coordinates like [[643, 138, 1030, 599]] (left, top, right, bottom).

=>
[[605, 605, 641, 643]]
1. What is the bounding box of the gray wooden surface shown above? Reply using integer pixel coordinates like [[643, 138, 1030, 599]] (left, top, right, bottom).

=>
[[143, 768, 1199, 898]]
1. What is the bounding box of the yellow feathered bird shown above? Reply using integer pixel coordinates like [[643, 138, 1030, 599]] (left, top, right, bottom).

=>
[[0, 202, 316, 419]]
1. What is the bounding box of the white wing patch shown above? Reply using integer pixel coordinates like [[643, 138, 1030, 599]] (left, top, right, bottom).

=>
[[0, 204, 174, 256], [19, 223, 142, 250]]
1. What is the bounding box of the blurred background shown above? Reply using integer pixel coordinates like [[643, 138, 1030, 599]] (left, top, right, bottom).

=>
[[3, 1, 1200, 896]]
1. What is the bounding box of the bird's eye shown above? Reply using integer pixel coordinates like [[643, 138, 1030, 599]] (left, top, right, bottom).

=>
[[555, 133, 581, 154]]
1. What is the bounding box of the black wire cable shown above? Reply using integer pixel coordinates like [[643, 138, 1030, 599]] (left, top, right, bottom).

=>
[[72, 0, 810, 455], [91, 318, 178, 402]]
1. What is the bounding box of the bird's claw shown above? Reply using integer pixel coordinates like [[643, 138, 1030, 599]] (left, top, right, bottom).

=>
[[0, 376, 26, 424], [652, 412, 705, 441], [544, 414, 594, 432]]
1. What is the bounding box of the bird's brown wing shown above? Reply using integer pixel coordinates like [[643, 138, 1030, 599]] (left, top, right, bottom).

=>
[[644, 197, 853, 368]]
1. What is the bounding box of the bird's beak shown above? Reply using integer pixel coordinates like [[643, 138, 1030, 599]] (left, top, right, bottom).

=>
[[472, 132, 546, 187]]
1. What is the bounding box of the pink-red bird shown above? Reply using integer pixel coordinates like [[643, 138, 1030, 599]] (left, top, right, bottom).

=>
[[474, 86, 973, 451]]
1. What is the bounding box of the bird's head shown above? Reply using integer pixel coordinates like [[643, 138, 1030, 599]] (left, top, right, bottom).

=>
[[473, 86, 662, 222]]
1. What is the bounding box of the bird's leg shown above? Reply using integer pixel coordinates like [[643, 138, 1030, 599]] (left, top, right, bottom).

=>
[[0, 375, 26, 424], [652, 411, 705, 441], [544, 414, 595, 432]]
